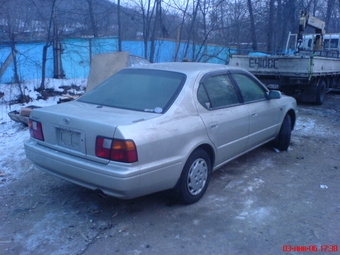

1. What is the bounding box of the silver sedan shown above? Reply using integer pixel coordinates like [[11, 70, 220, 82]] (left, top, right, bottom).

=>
[[25, 62, 297, 204]]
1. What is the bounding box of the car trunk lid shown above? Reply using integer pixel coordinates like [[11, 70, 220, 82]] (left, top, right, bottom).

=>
[[29, 100, 158, 163]]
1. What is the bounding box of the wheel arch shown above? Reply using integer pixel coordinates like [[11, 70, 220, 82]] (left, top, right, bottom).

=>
[[174, 144, 215, 204], [194, 143, 215, 170], [286, 109, 296, 130]]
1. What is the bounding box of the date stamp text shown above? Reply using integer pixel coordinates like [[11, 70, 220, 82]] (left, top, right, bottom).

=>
[[282, 244, 338, 252]]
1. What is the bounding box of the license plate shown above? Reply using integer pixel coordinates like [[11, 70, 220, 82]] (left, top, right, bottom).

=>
[[57, 128, 85, 152]]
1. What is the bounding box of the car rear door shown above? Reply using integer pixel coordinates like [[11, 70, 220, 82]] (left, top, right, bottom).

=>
[[230, 72, 282, 150], [196, 73, 249, 167]]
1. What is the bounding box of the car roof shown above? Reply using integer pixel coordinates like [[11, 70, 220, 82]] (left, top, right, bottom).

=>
[[127, 62, 244, 76]]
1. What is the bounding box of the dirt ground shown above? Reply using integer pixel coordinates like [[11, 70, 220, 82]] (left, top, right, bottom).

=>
[[1, 93, 340, 255]]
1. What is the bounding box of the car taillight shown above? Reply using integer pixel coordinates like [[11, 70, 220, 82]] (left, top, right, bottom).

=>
[[28, 119, 44, 141], [96, 136, 138, 163]]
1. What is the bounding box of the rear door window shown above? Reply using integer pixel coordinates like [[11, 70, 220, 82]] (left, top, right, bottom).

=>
[[198, 74, 240, 109]]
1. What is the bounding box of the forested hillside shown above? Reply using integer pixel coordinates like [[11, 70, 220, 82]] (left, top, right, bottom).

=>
[[1, 0, 339, 55]]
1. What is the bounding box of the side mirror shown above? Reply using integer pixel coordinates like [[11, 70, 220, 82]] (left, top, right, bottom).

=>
[[268, 90, 282, 99]]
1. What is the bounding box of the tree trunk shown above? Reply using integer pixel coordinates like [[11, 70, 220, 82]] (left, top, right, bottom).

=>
[[174, 0, 189, 61], [141, 0, 155, 60], [10, 33, 20, 85], [149, 0, 161, 63], [277, 0, 286, 50], [87, 0, 98, 37], [184, 0, 200, 60], [41, 45, 48, 87], [117, 0, 122, 51], [326, 0, 335, 29], [267, 0, 275, 52], [38, 0, 56, 92], [247, 0, 258, 50], [10, 32, 27, 102]]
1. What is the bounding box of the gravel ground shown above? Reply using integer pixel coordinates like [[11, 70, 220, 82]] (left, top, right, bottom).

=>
[[1, 93, 339, 255]]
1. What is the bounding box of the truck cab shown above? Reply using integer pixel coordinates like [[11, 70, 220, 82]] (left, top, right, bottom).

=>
[[300, 34, 340, 52]]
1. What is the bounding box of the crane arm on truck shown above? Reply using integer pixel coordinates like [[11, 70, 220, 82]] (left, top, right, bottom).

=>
[[297, 12, 326, 50], [228, 12, 340, 105]]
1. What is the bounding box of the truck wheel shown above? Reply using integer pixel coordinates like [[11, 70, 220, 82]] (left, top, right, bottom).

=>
[[316, 79, 326, 105], [272, 114, 292, 151], [175, 149, 211, 204]]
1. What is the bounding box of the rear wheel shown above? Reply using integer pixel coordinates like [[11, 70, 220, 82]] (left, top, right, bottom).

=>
[[316, 79, 326, 105], [272, 114, 292, 151], [176, 149, 211, 204]]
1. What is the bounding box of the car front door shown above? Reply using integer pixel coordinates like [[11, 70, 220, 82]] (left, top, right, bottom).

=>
[[230, 72, 282, 150], [196, 73, 249, 167]]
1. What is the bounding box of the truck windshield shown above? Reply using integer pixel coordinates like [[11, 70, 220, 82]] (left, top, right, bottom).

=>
[[78, 69, 186, 113]]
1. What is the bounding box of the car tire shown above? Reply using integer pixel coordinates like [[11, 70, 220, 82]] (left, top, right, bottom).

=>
[[176, 149, 211, 204], [272, 114, 292, 151]]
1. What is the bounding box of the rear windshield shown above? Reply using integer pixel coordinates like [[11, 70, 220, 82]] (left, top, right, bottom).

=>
[[78, 69, 186, 113]]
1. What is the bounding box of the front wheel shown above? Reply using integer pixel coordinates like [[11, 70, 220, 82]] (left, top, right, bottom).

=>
[[272, 114, 292, 151], [175, 149, 211, 204]]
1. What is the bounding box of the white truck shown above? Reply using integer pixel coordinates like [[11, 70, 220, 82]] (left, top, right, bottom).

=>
[[228, 12, 340, 104]]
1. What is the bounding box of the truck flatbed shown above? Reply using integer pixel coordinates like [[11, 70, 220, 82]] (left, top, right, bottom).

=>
[[229, 53, 340, 78]]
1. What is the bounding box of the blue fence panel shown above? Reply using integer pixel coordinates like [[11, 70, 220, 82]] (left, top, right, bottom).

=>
[[122, 40, 196, 63], [122, 40, 145, 58], [61, 38, 91, 79], [153, 40, 176, 62], [0, 38, 229, 83], [61, 37, 118, 79], [0, 42, 53, 83], [91, 37, 118, 55], [204, 44, 229, 64], [177, 42, 194, 62], [17, 43, 54, 81], [0, 46, 14, 83], [122, 40, 178, 62]]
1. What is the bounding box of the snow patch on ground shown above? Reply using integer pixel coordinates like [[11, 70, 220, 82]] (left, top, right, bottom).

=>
[[0, 78, 86, 103], [0, 122, 31, 183], [0, 79, 86, 186], [294, 114, 338, 138]]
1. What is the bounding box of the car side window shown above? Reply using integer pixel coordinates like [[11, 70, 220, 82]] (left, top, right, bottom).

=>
[[198, 74, 240, 109], [231, 73, 267, 103]]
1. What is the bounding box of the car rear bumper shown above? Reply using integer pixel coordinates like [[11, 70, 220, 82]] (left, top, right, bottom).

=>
[[24, 139, 142, 199]]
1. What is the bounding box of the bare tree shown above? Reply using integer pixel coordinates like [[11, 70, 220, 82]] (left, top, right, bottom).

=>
[[247, 0, 258, 50], [0, 0, 30, 102], [137, 0, 156, 60], [86, 0, 99, 37], [183, 0, 201, 59], [168, 0, 190, 61], [149, 0, 161, 62], [266, 0, 275, 52], [325, 0, 335, 29], [227, 0, 248, 48], [2, 0, 340, 79], [34, 0, 57, 93], [276, 0, 286, 50], [117, 0, 122, 51]]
